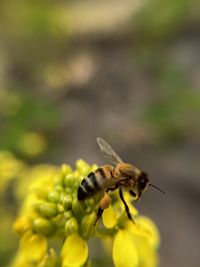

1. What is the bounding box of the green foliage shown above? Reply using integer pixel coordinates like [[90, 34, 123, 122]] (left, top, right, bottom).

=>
[[133, 0, 200, 39], [0, 90, 59, 157]]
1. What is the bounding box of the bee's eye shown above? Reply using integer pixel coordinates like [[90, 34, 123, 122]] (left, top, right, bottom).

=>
[[138, 172, 148, 190], [139, 178, 146, 189]]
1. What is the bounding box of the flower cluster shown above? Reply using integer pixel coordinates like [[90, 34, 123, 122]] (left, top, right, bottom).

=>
[[12, 159, 160, 267]]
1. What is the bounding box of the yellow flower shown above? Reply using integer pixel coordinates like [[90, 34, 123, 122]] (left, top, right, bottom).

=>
[[101, 190, 160, 267], [20, 232, 47, 263], [112, 217, 160, 267], [61, 234, 88, 267], [113, 229, 139, 267], [11, 159, 161, 267]]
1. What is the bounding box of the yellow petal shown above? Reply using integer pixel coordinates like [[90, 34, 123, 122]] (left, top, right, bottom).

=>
[[127, 216, 160, 249], [20, 232, 47, 263], [137, 243, 159, 267], [61, 234, 88, 267], [124, 217, 160, 267], [102, 205, 117, 229], [113, 229, 138, 267]]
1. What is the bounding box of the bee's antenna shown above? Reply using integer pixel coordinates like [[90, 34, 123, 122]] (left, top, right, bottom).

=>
[[149, 184, 165, 194]]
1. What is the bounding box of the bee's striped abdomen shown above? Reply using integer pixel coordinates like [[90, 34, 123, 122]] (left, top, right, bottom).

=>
[[78, 167, 109, 201]]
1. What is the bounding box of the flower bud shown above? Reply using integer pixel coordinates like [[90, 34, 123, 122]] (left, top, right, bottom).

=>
[[63, 173, 75, 187], [53, 185, 63, 193], [13, 217, 31, 236], [48, 190, 61, 203], [85, 198, 95, 208], [77, 160, 90, 177], [61, 164, 72, 175], [73, 170, 82, 180], [73, 179, 81, 189], [65, 217, 78, 236], [64, 187, 72, 194], [62, 195, 72, 210], [36, 202, 58, 218], [33, 217, 55, 236], [81, 212, 96, 239], [72, 198, 85, 216], [64, 211, 73, 220], [53, 176, 63, 187], [76, 159, 89, 172]]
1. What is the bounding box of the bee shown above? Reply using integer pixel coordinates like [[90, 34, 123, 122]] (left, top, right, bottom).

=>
[[78, 137, 164, 223]]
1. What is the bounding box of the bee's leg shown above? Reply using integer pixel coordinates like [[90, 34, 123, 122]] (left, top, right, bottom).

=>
[[119, 188, 135, 223], [94, 192, 111, 225], [94, 207, 104, 225]]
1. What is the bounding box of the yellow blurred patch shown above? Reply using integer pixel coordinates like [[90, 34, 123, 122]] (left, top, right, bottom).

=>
[[19, 132, 47, 157]]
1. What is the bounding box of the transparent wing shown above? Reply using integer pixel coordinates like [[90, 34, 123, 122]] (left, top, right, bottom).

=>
[[96, 137, 123, 165]]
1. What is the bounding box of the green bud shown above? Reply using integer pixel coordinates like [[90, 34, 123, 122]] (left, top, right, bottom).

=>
[[48, 190, 61, 203], [33, 217, 55, 236], [57, 204, 64, 213], [64, 217, 78, 236], [54, 185, 63, 193], [72, 198, 85, 216], [73, 170, 81, 180], [36, 202, 58, 218], [86, 206, 92, 214], [76, 159, 90, 177], [73, 180, 81, 190], [81, 212, 96, 239], [61, 164, 72, 175], [63, 173, 75, 187], [76, 159, 89, 170], [85, 198, 95, 208], [62, 195, 72, 210], [53, 176, 63, 187], [64, 211, 73, 220], [64, 187, 72, 194], [51, 214, 64, 225]]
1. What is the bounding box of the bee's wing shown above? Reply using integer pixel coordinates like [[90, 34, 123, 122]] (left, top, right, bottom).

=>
[[97, 137, 123, 165]]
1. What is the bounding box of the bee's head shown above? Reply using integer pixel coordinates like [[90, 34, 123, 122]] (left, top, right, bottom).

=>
[[129, 171, 165, 199], [129, 171, 149, 199]]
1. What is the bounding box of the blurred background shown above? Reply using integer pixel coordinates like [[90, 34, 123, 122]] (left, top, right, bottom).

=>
[[0, 0, 200, 266]]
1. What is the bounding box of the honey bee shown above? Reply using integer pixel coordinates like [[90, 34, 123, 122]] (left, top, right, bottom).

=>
[[78, 137, 164, 223]]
